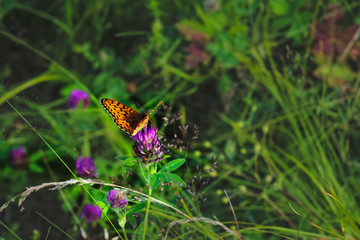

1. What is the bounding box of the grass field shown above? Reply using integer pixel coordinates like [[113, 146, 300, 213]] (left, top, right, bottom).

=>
[[1, 1, 360, 239]]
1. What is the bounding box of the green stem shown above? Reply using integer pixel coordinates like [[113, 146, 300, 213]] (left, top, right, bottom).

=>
[[0, 221, 22, 240], [13, 3, 72, 35], [0, 74, 63, 105], [122, 225, 129, 240], [143, 185, 152, 240]]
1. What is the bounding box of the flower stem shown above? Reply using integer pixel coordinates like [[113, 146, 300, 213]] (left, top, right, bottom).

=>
[[122, 225, 129, 240], [143, 185, 152, 240]]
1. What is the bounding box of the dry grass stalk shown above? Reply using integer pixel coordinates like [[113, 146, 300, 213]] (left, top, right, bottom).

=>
[[0, 178, 189, 219]]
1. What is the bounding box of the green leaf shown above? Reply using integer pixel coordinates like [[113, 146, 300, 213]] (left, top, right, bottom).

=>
[[124, 158, 137, 166], [218, 74, 233, 95], [150, 173, 164, 189], [96, 201, 106, 209], [128, 202, 146, 214], [269, 0, 290, 16], [132, 221, 145, 240], [116, 156, 135, 161], [163, 173, 186, 187], [118, 215, 127, 228], [115, 156, 138, 166], [101, 207, 109, 219], [93, 72, 110, 94], [29, 162, 44, 173], [28, 151, 43, 162], [159, 158, 185, 173], [149, 173, 157, 188], [162, 155, 171, 161], [127, 212, 136, 226], [225, 139, 236, 161], [315, 64, 357, 82]]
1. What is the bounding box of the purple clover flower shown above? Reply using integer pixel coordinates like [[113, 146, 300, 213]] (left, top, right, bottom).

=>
[[107, 189, 127, 209], [80, 203, 102, 222], [11, 146, 28, 168], [131, 124, 166, 163], [76, 156, 97, 178], [67, 89, 90, 109]]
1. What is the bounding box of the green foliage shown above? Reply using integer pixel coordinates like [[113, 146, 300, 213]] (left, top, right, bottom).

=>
[[270, 0, 313, 43], [159, 158, 185, 172]]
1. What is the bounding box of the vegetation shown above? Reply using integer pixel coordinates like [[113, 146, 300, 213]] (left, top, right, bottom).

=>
[[0, 0, 359, 239]]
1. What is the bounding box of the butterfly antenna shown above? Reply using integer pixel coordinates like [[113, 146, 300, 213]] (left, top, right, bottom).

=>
[[149, 118, 154, 127], [149, 100, 163, 116]]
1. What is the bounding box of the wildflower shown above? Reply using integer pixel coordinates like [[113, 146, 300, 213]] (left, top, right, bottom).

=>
[[177, 23, 211, 69], [76, 156, 97, 178], [80, 203, 102, 222], [107, 189, 127, 209], [67, 89, 90, 109], [11, 146, 28, 168], [312, 4, 359, 59], [132, 124, 166, 163], [185, 43, 210, 70]]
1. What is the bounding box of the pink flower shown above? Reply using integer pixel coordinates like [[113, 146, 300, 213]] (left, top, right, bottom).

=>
[[11, 146, 28, 168], [312, 5, 360, 60], [177, 24, 211, 69], [184, 43, 210, 69]]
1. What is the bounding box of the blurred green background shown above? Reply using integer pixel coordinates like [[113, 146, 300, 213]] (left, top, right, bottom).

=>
[[1, 0, 360, 239]]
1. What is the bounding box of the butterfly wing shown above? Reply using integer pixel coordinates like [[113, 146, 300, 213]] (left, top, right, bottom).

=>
[[100, 98, 149, 135], [114, 113, 149, 136], [130, 113, 149, 136]]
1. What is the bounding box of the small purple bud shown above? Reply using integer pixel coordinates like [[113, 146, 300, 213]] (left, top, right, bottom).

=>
[[11, 146, 28, 168]]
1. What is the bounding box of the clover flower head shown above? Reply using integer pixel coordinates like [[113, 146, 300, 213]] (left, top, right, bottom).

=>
[[107, 189, 127, 209], [80, 203, 102, 222], [76, 156, 97, 178], [68, 89, 90, 109], [131, 124, 166, 163]]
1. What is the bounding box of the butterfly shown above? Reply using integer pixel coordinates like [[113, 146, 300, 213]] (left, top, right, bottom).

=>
[[100, 98, 163, 136]]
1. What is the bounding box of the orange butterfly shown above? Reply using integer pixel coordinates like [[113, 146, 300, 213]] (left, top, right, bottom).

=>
[[100, 98, 163, 136]]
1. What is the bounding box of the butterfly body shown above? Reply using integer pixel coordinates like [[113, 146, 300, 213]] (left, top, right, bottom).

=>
[[100, 98, 162, 136]]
